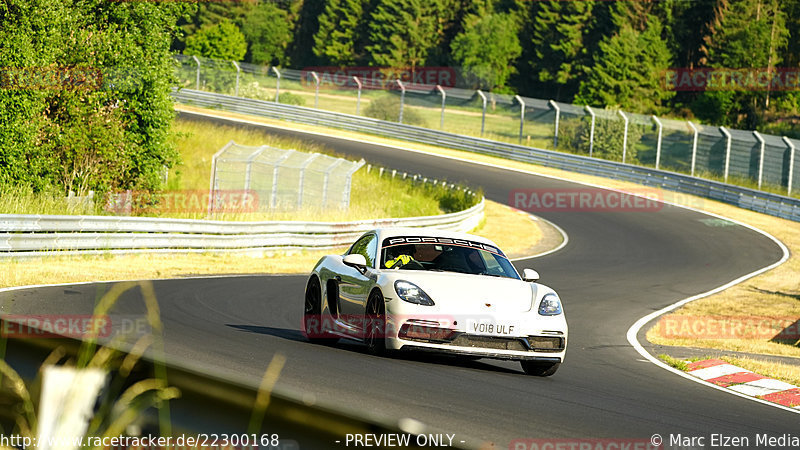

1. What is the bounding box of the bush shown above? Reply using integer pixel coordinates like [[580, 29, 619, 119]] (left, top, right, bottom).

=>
[[277, 92, 305, 106], [364, 95, 427, 127]]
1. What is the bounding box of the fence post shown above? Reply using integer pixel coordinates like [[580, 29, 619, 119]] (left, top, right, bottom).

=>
[[396, 80, 406, 123], [192, 55, 200, 90], [322, 159, 345, 208], [514, 95, 525, 144], [585, 106, 596, 157], [753, 131, 766, 190], [617, 110, 629, 163], [232, 61, 240, 97], [208, 141, 234, 216], [784, 136, 796, 196], [297, 154, 320, 209], [353, 76, 362, 115], [477, 90, 487, 137], [436, 85, 446, 130], [271, 67, 281, 103], [652, 116, 663, 169], [549, 100, 560, 149], [311, 71, 320, 108], [687, 121, 699, 176], [721, 126, 732, 183], [270, 150, 295, 209]]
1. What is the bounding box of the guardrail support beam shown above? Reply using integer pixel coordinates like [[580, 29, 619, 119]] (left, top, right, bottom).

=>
[[271, 67, 281, 103], [436, 85, 446, 130], [652, 116, 663, 169], [753, 131, 766, 190], [721, 126, 732, 182], [514, 95, 525, 144], [477, 90, 487, 137], [549, 100, 560, 150], [353, 76, 362, 115], [688, 121, 699, 177], [618, 110, 629, 163], [396, 80, 406, 124], [585, 106, 596, 157], [232, 61, 240, 97], [784, 136, 796, 196]]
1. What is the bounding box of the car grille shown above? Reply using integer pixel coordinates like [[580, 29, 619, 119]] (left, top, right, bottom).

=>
[[449, 335, 528, 351], [526, 336, 565, 352], [443, 334, 565, 352]]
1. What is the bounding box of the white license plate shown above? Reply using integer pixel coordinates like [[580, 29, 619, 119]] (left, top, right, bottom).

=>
[[467, 319, 516, 336]]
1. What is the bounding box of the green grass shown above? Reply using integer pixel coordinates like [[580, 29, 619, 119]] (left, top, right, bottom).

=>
[[658, 354, 692, 371], [0, 119, 477, 221]]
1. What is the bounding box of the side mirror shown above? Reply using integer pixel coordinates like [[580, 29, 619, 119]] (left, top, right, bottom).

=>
[[343, 254, 368, 270], [522, 268, 540, 282]]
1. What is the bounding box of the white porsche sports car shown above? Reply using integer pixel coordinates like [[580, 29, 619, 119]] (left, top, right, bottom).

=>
[[302, 228, 567, 376]]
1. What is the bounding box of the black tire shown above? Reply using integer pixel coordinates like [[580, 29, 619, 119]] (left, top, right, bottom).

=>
[[365, 290, 388, 356], [520, 361, 560, 377], [303, 277, 339, 345]]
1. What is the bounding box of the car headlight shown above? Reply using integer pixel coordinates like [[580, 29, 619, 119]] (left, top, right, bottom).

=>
[[394, 280, 435, 306], [538, 293, 562, 316]]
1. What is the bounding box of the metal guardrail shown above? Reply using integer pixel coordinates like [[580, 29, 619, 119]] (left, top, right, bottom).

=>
[[173, 89, 800, 223], [0, 199, 484, 256]]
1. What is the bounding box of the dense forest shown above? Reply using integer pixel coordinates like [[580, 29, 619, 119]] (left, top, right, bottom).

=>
[[175, 0, 800, 135]]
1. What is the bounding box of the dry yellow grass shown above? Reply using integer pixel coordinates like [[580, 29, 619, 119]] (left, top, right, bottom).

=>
[[0, 200, 543, 289], [722, 356, 800, 388], [175, 104, 800, 360]]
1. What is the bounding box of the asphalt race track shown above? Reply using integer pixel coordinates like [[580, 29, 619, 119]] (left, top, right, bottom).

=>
[[3, 112, 796, 448]]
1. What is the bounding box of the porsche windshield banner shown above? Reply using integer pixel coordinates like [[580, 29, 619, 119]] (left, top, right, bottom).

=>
[[382, 236, 504, 257]]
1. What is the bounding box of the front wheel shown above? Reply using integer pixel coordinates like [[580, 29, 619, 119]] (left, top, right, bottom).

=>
[[520, 360, 560, 377], [303, 277, 339, 345], [365, 290, 388, 356]]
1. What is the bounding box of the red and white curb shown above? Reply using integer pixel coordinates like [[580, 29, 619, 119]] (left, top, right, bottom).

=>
[[686, 359, 800, 408]]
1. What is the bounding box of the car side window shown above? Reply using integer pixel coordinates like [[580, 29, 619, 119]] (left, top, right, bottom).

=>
[[348, 234, 377, 268]]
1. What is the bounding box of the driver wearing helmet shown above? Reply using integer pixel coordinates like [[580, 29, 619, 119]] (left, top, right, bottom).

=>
[[385, 244, 417, 269]]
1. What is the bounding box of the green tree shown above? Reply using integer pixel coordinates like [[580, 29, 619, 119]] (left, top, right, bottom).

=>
[[185, 19, 247, 61], [0, 0, 191, 195], [313, 0, 367, 66], [693, 0, 788, 128], [451, 13, 522, 90], [366, 0, 440, 72], [241, 2, 292, 65], [529, 1, 594, 101], [576, 13, 674, 113]]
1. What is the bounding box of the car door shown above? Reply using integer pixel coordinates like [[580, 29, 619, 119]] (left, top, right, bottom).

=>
[[337, 233, 378, 328]]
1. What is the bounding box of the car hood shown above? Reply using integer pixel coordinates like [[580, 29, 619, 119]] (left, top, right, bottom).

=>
[[384, 270, 538, 314]]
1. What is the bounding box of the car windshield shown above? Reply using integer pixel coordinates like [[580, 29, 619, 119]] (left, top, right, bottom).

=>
[[381, 236, 520, 280]]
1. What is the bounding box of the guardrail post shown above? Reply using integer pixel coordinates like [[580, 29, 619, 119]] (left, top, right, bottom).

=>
[[617, 110, 629, 163], [514, 95, 525, 144], [311, 71, 320, 108], [396, 80, 406, 124], [652, 116, 663, 169], [585, 105, 596, 157], [353, 76, 362, 115], [436, 85, 446, 130], [271, 67, 281, 103], [784, 136, 796, 196], [721, 126, 732, 182], [687, 121, 699, 176], [232, 61, 240, 97], [477, 90, 487, 136], [549, 100, 560, 149], [192, 55, 201, 90], [753, 131, 766, 189]]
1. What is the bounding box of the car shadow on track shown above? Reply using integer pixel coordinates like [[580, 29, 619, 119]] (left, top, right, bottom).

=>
[[226, 323, 523, 375]]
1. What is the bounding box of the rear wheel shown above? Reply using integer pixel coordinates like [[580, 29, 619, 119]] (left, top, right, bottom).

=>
[[303, 277, 339, 345], [365, 290, 388, 356], [520, 360, 560, 377]]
